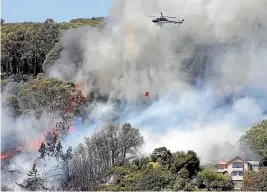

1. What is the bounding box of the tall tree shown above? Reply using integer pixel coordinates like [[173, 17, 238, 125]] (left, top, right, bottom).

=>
[[68, 121, 144, 190], [240, 119, 267, 158]]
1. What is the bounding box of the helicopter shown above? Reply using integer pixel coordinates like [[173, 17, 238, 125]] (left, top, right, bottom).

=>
[[150, 12, 184, 26]]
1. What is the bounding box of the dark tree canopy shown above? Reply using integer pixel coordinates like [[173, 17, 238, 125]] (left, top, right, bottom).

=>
[[1, 18, 103, 77]]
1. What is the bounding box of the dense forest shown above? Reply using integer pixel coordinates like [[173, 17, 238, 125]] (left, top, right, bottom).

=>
[[1, 18, 267, 191]]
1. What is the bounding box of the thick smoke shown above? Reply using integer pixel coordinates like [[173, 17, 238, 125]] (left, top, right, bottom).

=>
[[46, 0, 267, 163], [47, 0, 267, 163]]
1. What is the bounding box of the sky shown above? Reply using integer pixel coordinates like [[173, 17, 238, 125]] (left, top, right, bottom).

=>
[[1, 0, 113, 22]]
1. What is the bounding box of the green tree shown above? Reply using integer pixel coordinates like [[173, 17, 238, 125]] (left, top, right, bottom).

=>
[[242, 168, 267, 191], [150, 147, 173, 165], [196, 168, 234, 191], [102, 148, 202, 191], [68, 122, 144, 190], [42, 42, 62, 71], [173, 168, 197, 191], [171, 150, 200, 177], [1, 22, 60, 76], [135, 166, 175, 191], [17, 74, 86, 118], [240, 119, 267, 157], [260, 155, 267, 167], [132, 157, 150, 170]]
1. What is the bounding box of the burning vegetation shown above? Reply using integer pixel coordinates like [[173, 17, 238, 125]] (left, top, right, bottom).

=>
[[1, 76, 87, 160]]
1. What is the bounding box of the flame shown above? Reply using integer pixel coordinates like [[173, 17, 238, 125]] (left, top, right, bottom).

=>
[[1, 127, 75, 159], [1, 130, 48, 159], [76, 79, 88, 99], [1, 79, 85, 159]]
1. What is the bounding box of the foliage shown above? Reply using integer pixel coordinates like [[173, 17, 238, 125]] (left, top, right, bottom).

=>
[[240, 119, 267, 157], [260, 155, 267, 167], [196, 168, 234, 191], [132, 156, 150, 170], [1, 21, 59, 76], [58, 17, 103, 31], [68, 122, 144, 190], [16, 74, 86, 118], [1, 17, 103, 77], [6, 95, 23, 116], [242, 168, 267, 191], [150, 146, 173, 165], [42, 42, 62, 71], [16, 122, 74, 191], [173, 169, 196, 191], [102, 147, 203, 191], [171, 150, 200, 177], [135, 166, 175, 191]]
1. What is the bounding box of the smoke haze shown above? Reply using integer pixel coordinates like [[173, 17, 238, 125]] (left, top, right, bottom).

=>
[[47, 0, 267, 162]]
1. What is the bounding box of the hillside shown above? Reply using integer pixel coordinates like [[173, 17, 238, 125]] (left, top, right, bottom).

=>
[[1, 9, 267, 192]]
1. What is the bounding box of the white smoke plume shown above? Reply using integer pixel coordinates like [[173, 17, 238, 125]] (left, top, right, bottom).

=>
[[45, 0, 267, 162], [47, 0, 267, 163]]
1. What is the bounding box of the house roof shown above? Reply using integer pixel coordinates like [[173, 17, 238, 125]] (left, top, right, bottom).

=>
[[247, 161, 260, 165], [216, 159, 227, 165], [227, 156, 248, 164]]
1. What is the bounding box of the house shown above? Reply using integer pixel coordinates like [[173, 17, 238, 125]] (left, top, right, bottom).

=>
[[215, 156, 260, 189]]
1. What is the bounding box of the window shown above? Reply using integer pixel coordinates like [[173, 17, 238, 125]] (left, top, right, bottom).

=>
[[232, 162, 243, 168], [231, 171, 238, 176], [231, 171, 243, 176], [217, 165, 226, 169]]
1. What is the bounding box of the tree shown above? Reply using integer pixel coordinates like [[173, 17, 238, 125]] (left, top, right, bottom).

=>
[[135, 166, 175, 191], [42, 42, 62, 71], [17, 74, 86, 118], [260, 155, 267, 167], [132, 157, 150, 170], [173, 168, 197, 191], [242, 168, 267, 191], [45, 18, 55, 24], [196, 168, 234, 191], [171, 150, 200, 177], [16, 163, 50, 191], [102, 148, 203, 191], [150, 147, 173, 166], [240, 119, 267, 157], [17, 122, 74, 191], [68, 121, 144, 190], [1, 21, 60, 76], [119, 123, 144, 162]]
